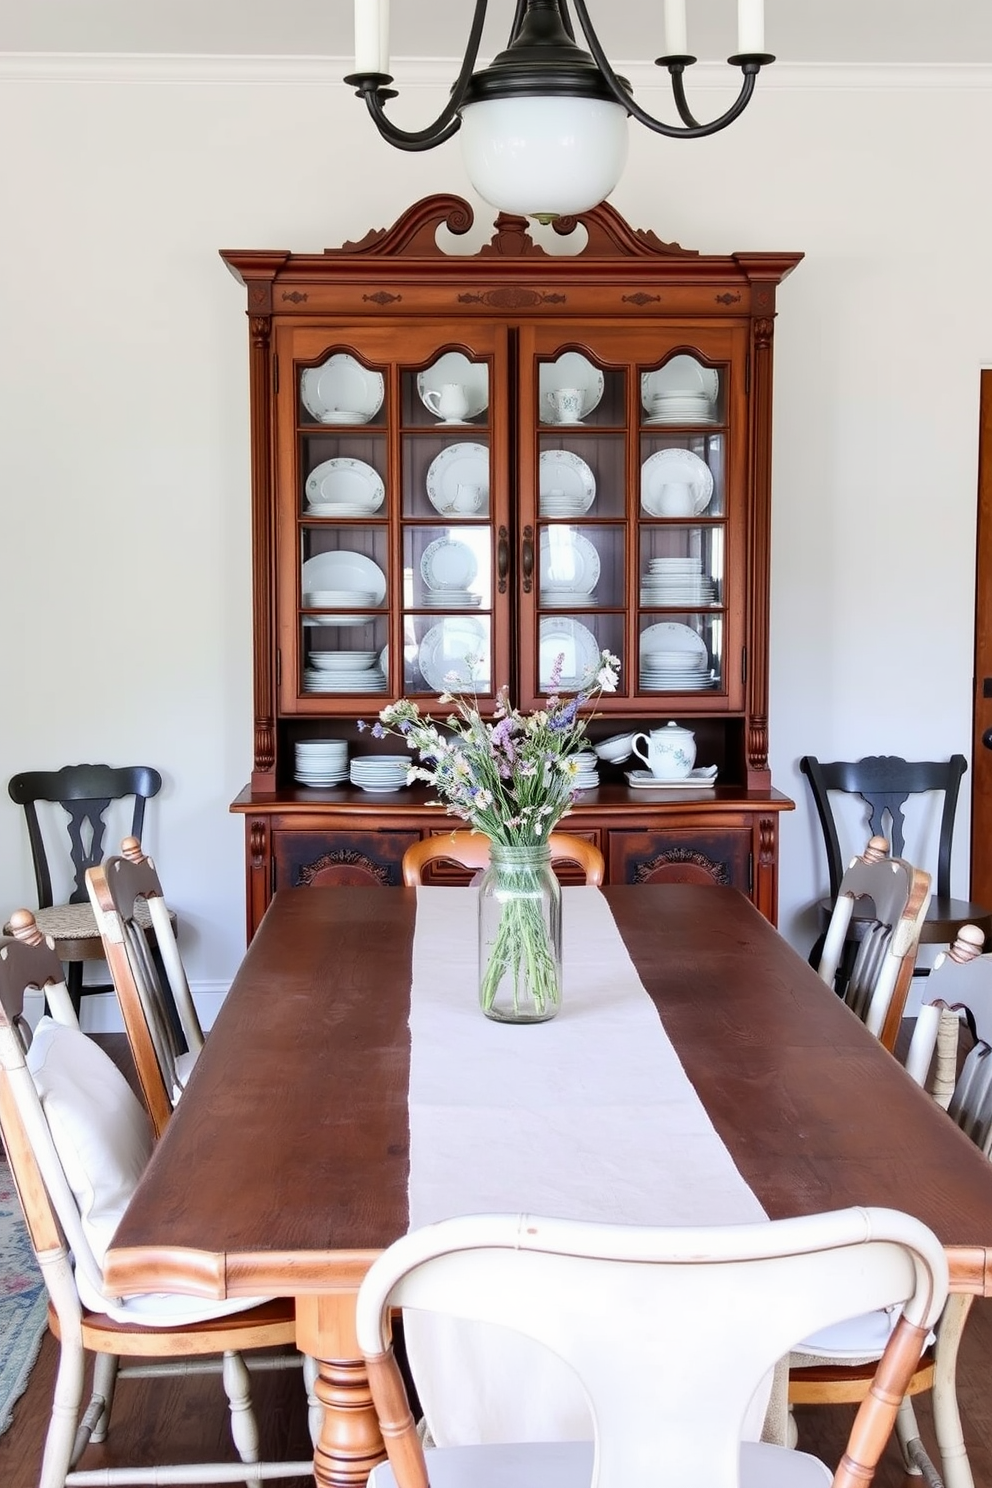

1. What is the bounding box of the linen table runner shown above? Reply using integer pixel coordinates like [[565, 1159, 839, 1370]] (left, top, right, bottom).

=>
[[406, 885, 769, 1445]]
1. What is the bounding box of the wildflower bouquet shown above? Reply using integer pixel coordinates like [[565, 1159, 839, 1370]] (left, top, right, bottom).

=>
[[367, 648, 620, 1019]]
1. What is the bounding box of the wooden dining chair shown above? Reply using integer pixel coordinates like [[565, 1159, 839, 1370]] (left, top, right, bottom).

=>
[[5, 764, 173, 1015], [0, 921, 312, 1488], [815, 837, 931, 1052], [402, 831, 605, 887], [85, 838, 203, 1139], [792, 923, 992, 1488], [355, 1208, 947, 1488]]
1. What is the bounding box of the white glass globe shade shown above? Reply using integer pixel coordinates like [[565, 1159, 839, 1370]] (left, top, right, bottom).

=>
[[459, 94, 629, 220]]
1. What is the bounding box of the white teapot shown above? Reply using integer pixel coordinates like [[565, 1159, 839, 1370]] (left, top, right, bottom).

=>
[[631, 721, 696, 780]]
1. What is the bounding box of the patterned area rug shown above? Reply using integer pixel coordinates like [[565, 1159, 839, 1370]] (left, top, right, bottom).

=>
[[0, 1157, 48, 1433]]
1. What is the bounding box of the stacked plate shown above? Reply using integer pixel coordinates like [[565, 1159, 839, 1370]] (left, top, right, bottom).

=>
[[641, 356, 720, 425], [640, 557, 716, 607], [303, 650, 387, 693], [349, 755, 410, 793], [294, 739, 349, 786], [541, 529, 600, 608], [640, 622, 714, 692], [539, 450, 596, 518], [304, 457, 385, 517], [571, 750, 600, 790], [421, 589, 482, 608], [420, 538, 483, 609]]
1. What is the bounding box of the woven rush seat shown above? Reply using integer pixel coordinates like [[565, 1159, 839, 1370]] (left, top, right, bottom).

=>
[[4, 898, 156, 942]]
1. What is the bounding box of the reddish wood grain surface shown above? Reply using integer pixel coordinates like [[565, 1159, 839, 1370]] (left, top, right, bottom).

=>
[[106, 885, 992, 1299]]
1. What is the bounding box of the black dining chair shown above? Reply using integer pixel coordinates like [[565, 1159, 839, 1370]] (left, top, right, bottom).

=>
[[6, 763, 169, 1013], [800, 754, 992, 970]]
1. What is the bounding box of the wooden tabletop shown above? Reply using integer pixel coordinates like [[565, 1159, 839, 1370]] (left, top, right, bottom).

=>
[[105, 884, 992, 1300]]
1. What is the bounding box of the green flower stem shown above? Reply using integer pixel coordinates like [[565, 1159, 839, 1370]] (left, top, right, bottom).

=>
[[479, 851, 561, 1020]]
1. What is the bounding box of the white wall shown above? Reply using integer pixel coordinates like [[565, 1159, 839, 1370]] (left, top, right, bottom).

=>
[[2, 61, 992, 1025]]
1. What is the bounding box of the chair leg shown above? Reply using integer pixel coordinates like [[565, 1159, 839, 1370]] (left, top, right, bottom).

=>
[[222, 1349, 262, 1486], [303, 1353, 322, 1448], [929, 1293, 976, 1488], [87, 1352, 119, 1443], [65, 961, 83, 1019], [895, 1395, 925, 1477], [39, 1327, 86, 1488]]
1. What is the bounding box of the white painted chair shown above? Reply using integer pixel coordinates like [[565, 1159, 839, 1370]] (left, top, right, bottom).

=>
[[355, 1208, 948, 1488], [816, 836, 932, 1052], [793, 924, 991, 1488], [0, 921, 313, 1488], [85, 837, 204, 1138]]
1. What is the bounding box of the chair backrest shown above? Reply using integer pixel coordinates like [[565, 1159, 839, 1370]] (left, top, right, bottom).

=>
[[817, 850, 931, 1049], [8, 764, 163, 907], [0, 925, 153, 1319], [402, 831, 605, 887], [800, 754, 966, 902], [86, 841, 202, 1139], [355, 1209, 948, 1488]]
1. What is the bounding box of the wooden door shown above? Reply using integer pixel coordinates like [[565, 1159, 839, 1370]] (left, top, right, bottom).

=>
[[972, 369, 992, 907]]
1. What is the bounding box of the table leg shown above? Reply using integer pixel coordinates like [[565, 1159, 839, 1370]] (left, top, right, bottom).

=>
[[296, 1291, 386, 1488]]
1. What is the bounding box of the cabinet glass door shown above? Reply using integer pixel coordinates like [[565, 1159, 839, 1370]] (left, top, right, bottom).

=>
[[516, 324, 747, 714]]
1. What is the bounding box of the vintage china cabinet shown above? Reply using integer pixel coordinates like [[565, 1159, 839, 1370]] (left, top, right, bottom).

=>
[[223, 196, 801, 938]]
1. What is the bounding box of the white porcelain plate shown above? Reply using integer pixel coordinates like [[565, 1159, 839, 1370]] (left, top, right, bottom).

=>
[[640, 621, 708, 665], [301, 551, 386, 606], [420, 537, 478, 592], [305, 458, 385, 512], [641, 355, 719, 407], [426, 443, 490, 516], [301, 354, 385, 423], [641, 448, 714, 517], [539, 352, 605, 421], [538, 618, 600, 690], [540, 529, 600, 595], [417, 352, 489, 421], [538, 450, 596, 512], [418, 618, 489, 693]]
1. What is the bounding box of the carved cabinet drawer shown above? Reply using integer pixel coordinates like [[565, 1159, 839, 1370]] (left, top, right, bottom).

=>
[[272, 829, 423, 892], [608, 827, 752, 893]]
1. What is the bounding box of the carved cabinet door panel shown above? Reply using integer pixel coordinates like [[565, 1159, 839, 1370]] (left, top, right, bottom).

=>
[[272, 829, 423, 891], [608, 828, 752, 893]]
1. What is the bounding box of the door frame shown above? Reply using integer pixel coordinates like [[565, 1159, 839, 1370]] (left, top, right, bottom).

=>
[[971, 369, 992, 907]]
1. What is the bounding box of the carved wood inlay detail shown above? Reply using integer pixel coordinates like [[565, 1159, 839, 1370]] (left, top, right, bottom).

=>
[[249, 820, 267, 866], [247, 283, 272, 313], [281, 290, 308, 304], [363, 290, 402, 305], [255, 720, 275, 772], [249, 316, 271, 350], [754, 317, 774, 351], [634, 848, 730, 885], [622, 292, 661, 306], [758, 817, 776, 866], [754, 286, 775, 314], [716, 292, 742, 305], [298, 850, 390, 887], [747, 718, 769, 772], [457, 288, 565, 308]]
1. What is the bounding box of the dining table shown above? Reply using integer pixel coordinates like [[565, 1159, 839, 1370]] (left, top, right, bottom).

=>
[[104, 883, 992, 1488]]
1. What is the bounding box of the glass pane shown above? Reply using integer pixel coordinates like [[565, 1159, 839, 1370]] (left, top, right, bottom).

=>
[[401, 351, 490, 429], [639, 525, 724, 608], [536, 615, 622, 695], [404, 615, 492, 696], [639, 433, 724, 519], [539, 524, 623, 610], [402, 434, 490, 520], [300, 618, 389, 695], [301, 436, 387, 518], [538, 435, 624, 520], [639, 354, 724, 426], [300, 527, 389, 612], [404, 525, 492, 611], [298, 352, 386, 428], [637, 615, 723, 694], [537, 351, 623, 428]]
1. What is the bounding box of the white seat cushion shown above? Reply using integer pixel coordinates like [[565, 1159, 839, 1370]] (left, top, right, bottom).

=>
[[369, 1439, 831, 1488]]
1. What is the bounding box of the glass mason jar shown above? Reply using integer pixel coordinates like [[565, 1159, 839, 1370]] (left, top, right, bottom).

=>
[[478, 842, 562, 1023]]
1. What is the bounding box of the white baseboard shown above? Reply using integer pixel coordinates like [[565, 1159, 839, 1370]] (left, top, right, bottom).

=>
[[24, 982, 231, 1035]]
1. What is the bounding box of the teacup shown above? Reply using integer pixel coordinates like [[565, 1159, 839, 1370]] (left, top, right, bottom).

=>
[[631, 722, 696, 780], [545, 386, 584, 424], [425, 383, 471, 422], [452, 482, 483, 514], [656, 481, 695, 517]]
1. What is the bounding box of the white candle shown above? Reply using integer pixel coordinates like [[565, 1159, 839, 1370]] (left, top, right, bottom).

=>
[[378, 0, 391, 75], [737, 0, 765, 55], [354, 0, 381, 74], [664, 0, 688, 56]]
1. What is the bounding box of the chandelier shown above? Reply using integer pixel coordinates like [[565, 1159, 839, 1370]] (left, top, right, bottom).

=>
[[345, 0, 773, 223]]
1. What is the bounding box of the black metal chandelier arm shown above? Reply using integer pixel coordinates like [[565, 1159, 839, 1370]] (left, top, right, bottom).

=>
[[362, 89, 463, 151], [570, 0, 764, 139], [669, 66, 702, 130], [346, 0, 489, 151]]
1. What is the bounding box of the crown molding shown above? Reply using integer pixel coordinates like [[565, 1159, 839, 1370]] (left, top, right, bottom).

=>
[[0, 53, 991, 90]]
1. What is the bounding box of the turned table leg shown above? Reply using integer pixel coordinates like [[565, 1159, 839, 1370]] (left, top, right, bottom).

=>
[[296, 1292, 386, 1488]]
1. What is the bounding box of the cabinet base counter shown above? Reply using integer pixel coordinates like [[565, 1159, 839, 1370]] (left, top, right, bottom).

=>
[[231, 786, 793, 939]]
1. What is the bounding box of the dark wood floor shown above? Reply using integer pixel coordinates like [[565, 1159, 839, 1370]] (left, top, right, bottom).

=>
[[2, 1038, 992, 1486]]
